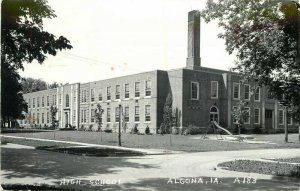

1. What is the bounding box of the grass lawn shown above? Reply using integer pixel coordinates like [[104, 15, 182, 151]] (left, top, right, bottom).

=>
[[1, 130, 300, 152]]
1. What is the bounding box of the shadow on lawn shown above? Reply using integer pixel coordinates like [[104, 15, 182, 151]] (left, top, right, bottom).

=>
[[1, 147, 158, 182]]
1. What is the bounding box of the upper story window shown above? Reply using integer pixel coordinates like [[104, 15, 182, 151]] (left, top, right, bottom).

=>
[[267, 90, 273, 99], [135, 82, 140, 97], [244, 107, 250, 124], [42, 96, 45, 107], [37, 97, 40, 107], [254, 87, 260, 101], [211, 81, 218, 99], [28, 98, 31, 108], [115, 107, 120, 122], [81, 91, 84, 103], [99, 88, 103, 101], [47, 96, 49, 106], [84, 90, 87, 102], [91, 89, 95, 102], [66, 94, 70, 107], [73, 90, 76, 102], [125, 84, 129, 99], [107, 86, 111, 101], [145, 80, 151, 96], [244, 84, 250, 100], [233, 83, 240, 100], [115, 85, 120, 99], [191, 82, 199, 100]]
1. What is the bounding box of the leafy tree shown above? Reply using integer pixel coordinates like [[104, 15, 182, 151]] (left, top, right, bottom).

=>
[[1, 64, 28, 127], [48, 82, 59, 89], [232, 100, 248, 135], [50, 106, 57, 128], [1, 0, 72, 125], [21, 77, 47, 93], [201, 0, 300, 121], [95, 103, 104, 131], [161, 92, 174, 134]]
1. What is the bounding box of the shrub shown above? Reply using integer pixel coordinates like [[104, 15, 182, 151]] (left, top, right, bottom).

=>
[[252, 126, 263, 134], [131, 124, 139, 134], [145, 126, 150, 134], [182, 124, 204, 135], [171, 127, 179, 135]]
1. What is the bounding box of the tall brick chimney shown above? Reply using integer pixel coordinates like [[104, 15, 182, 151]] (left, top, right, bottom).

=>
[[186, 10, 201, 69]]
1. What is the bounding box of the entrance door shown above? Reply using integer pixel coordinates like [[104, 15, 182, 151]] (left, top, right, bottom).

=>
[[65, 112, 69, 127], [265, 109, 273, 129], [209, 106, 219, 124]]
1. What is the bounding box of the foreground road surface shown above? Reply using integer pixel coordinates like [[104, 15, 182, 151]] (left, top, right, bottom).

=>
[[1, 144, 300, 191]]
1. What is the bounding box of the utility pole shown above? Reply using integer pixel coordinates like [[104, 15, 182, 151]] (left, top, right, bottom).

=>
[[284, 106, 288, 143], [118, 103, 122, 146]]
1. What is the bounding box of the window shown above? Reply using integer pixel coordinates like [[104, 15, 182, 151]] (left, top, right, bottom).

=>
[[115, 85, 120, 99], [99, 88, 103, 101], [47, 96, 49, 106], [66, 94, 70, 107], [233, 83, 240, 100], [107, 86, 111, 100], [33, 113, 36, 124], [37, 97, 40, 107], [42, 113, 44, 124], [254, 87, 260, 101], [254, 108, 260, 124], [84, 110, 87, 123], [244, 107, 250, 124], [84, 90, 87, 102], [53, 95, 56, 105], [135, 106, 140, 122], [47, 112, 49, 123], [73, 110, 76, 122], [42, 96, 45, 107], [125, 107, 129, 122], [209, 106, 219, 123], [211, 81, 218, 99], [267, 90, 273, 99], [91, 89, 95, 102], [107, 108, 111, 123], [91, 109, 95, 123], [244, 84, 250, 100], [145, 80, 151, 96], [33, 98, 35, 108], [37, 113, 40, 124], [191, 82, 199, 100], [28, 98, 31, 108], [115, 107, 120, 122], [125, 84, 129, 99], [81, 91, 84, 103], [279, 109, 284, 125], [287, 110, 292, 125], [135, 82, 140, 97], [145, 105, 151, 122], [81, 110, 83, 123]]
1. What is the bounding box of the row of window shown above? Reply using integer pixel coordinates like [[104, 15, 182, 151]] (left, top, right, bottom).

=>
[[232, 107, 293, 125], [80, 105, 151, 123], [24, 112, 50, 124], [190, 81, 261, 101], [81, 80, 152, 103], [28, 95, 57, 109]]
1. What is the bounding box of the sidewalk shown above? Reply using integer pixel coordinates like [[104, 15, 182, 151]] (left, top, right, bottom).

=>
[[0, 135, 181, 155]]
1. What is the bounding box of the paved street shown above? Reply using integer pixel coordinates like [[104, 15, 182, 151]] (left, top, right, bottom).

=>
[[1, 143, 300, 190]]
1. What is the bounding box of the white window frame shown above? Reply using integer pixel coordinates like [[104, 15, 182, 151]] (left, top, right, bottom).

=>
[[211, 81, 218, 99], [115, 85, 120, 100], [124, 83, 130, 99], [91, 89, 95, 102], [254, 108, 260, 124], [135, 82, 140, 98], [191, 81, 199, 100], [254, 87, 260, 102], [145, 80, 151, 97], [134, 106, 140, 122], [145, 105, 151, 122], [233, 83, 240, 100], [244, 84, 250, 101]]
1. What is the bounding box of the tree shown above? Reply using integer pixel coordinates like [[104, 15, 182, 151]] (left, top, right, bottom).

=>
[[1, 64, 28, 127], [1, 0, 72, 126], [161, 92, 174, 134], [95, 103, 104, 142], [201, 0, 300, 139], [232, 100, 248, 135], [21, 77, 48, 93], [48, 82, 59, 89], [50, 106, 57, 128]]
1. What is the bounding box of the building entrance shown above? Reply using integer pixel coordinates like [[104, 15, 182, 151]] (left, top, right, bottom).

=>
[[265, 109, 273, 129]]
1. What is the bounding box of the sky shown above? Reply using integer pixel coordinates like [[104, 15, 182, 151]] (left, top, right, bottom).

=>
[[19, 0, 236, 84]]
